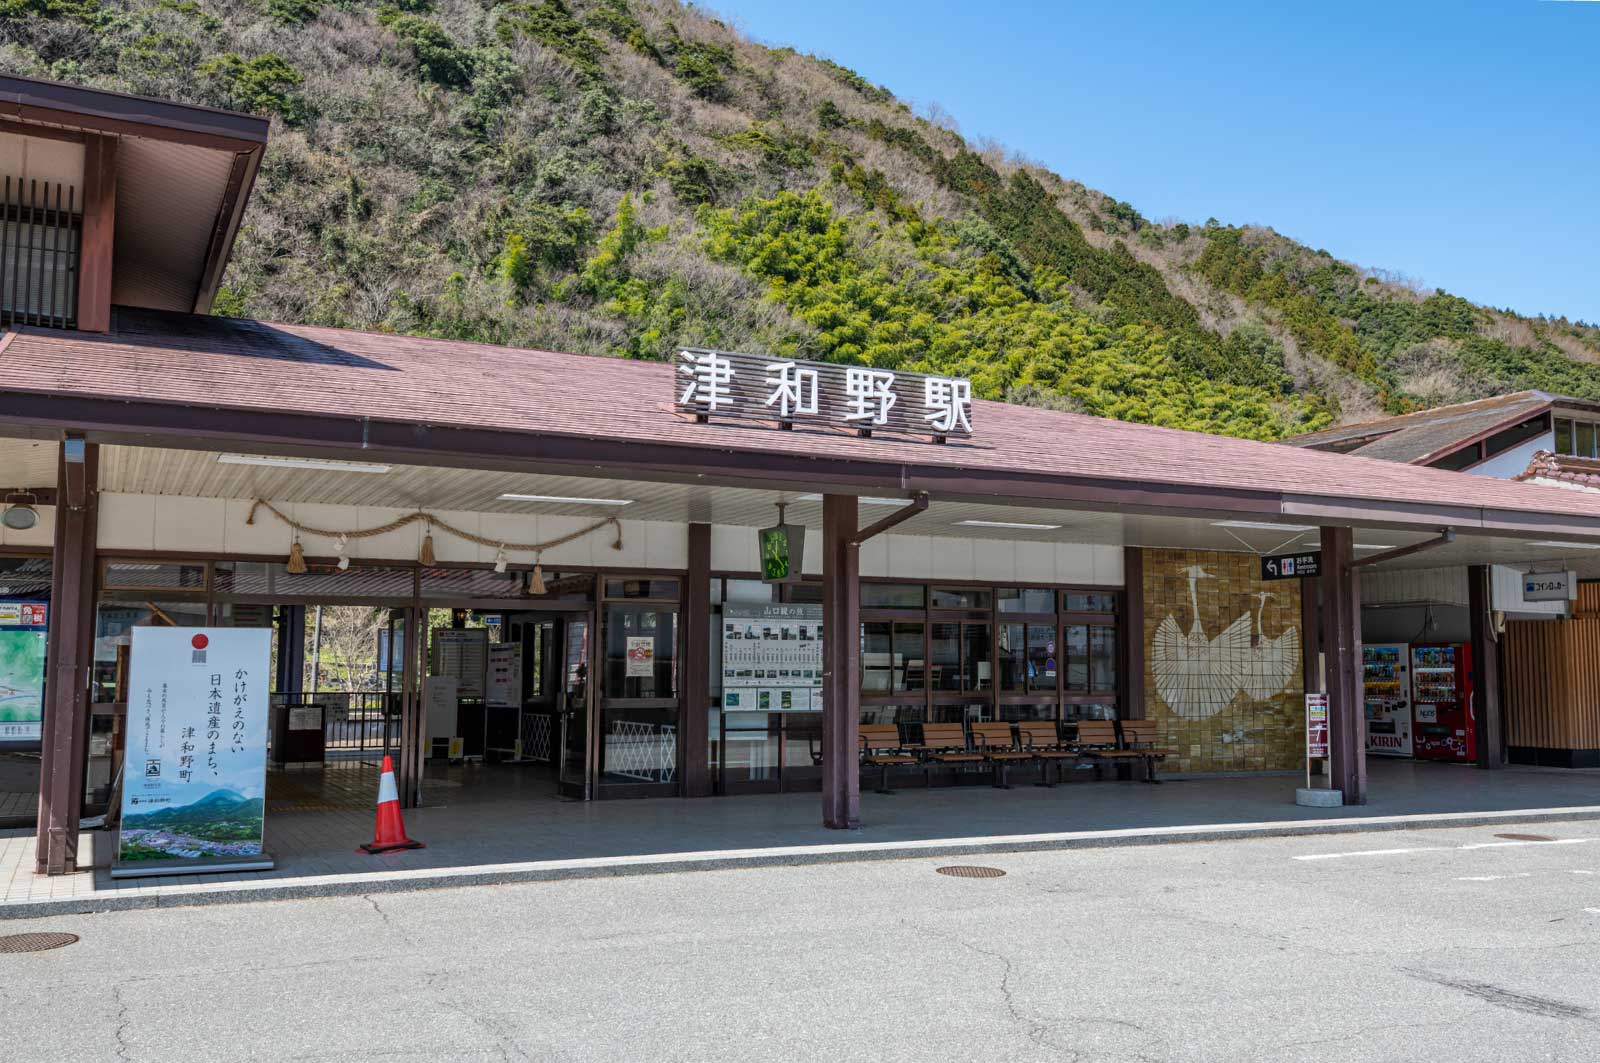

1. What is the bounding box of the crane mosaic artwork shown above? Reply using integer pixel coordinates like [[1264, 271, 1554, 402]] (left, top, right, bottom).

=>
[[1152, 565, 1301, 719]]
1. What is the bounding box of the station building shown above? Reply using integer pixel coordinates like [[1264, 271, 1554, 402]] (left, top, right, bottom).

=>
[[6, 75, 1600, 878]]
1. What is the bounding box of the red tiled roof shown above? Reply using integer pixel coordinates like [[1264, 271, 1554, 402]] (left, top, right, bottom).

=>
[[1514, 450, 1600, 492], [6, 310, 1600, 534]]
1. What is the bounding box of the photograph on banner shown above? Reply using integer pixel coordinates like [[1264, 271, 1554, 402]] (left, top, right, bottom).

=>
[[0, 601, 48, 744], [117, 627, 273, 869]]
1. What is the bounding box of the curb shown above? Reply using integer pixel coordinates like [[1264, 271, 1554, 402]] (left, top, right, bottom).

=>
[[7, 804, 1600, 921]]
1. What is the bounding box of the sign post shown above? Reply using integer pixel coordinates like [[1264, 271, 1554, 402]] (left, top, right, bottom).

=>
[[113, 627, 274, 877], [1295, 692, 1340, 807]]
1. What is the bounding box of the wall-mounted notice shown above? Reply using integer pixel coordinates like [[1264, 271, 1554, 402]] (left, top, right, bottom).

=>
[[721, 603, 824, 713], [625, 636, 655, 678], [0, 601, 47, 745], [114, 627, 274, 878]]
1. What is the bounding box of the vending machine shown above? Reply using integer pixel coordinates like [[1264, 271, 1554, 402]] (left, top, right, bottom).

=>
[[1362, 643, 1412, 757], [1410, 643, 1476, 763]]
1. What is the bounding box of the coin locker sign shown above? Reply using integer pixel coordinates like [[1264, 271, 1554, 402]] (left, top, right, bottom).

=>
[[114, 627, 274, 877], [721, 604, 823, 712]]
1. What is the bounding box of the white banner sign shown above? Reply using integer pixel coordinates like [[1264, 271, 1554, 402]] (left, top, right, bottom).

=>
[[1523, 569, 1574, 603], [115, 627, 273, 875]]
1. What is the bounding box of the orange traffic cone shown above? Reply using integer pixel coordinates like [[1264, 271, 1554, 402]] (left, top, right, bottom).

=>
[[360, 755, 424, 854]]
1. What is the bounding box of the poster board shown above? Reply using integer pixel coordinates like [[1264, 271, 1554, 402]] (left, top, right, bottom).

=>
[[424, 675, 459, 743], [431, 628, 488, 698], [113, 627, 274, 877], [486, 643, 523, 708], [720, 603, 824, 713], [0, 601, 48, 746]]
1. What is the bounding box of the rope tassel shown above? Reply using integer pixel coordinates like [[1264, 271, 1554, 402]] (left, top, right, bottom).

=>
[[246, 499, 622, 573]]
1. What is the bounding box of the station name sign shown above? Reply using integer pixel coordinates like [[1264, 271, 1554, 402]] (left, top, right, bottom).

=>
[[675, 347, 974, 442], [1262, 550, 1321, 581]]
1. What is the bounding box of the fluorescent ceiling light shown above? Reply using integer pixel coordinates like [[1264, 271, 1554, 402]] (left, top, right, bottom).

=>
[[955, 519, 1062, 531], [792, 494, 913, 506], [1528, 540, 1600, 550], [1353, 544, 1391, 550], [1210, 520, 1316, 532], [218, 453, 391, 474], [498, 493, 634, 507]]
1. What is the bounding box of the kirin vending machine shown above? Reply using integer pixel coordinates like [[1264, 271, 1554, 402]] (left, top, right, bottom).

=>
[[1410, 643, 1476, 763], [1363, 643, 1411, 757]]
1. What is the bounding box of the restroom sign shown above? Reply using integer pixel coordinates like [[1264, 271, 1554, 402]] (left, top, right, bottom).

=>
[[1262, 551, 1321, 581]]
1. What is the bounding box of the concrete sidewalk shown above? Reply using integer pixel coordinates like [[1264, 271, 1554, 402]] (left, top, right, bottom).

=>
[[4, 760, 1599, 919]]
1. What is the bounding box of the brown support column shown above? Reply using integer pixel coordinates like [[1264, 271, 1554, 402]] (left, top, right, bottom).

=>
[[821, 495, 860, 829], [1122, 547, 1145, 719], [397, 604, 423, 808], [76, 134, 117, 334], [681, 523, 712, 797], [1320, 526, 1366, 805], [1300, 576, 1322, 695], [35, 438, 98, 874], [1468, 564, 1505, 769]]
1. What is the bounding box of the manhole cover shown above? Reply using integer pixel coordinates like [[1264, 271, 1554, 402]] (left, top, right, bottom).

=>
[[936, 865, 1005, 879], [1495, 833, 1554, 842], [0, 932, 78, 954]]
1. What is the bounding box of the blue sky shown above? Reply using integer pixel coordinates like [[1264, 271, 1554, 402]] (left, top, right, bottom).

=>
[[710, 0, 1599, 324]]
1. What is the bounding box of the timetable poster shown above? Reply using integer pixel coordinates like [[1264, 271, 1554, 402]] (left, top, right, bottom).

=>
[[721, 604, 823, 713]]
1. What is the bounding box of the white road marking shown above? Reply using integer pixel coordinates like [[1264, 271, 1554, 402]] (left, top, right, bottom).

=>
[[1570, 870, 1596, 876], [1294, 846, 1448, 861], [1456, 873, 1535, 882], [1584, 908, 1600, 916], [1295, 838, 1596, 862]]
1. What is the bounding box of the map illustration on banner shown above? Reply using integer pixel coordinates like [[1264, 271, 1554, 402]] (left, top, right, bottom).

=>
[[115, 627, 274, 876], [0, 601, 48, 745], [721, 603, 823, 713]]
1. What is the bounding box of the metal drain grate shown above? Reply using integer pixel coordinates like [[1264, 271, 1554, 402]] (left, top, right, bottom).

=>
[[1494, 833, 1554, 842], [0, 932, 79, 954], [936, 865, 1005, 879]]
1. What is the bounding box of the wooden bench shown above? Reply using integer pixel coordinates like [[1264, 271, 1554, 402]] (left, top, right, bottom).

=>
[[1017, 721, 1077, 787], [1116, 720, 1173, 784], [918, 721, 985, 786], [858, 724, 917, 794], [970, 722, 1035, 789], [1074, 719, 1142, 780]]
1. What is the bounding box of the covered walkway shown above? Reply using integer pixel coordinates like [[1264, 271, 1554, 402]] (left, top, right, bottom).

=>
[[5, 760, 1599, 916]]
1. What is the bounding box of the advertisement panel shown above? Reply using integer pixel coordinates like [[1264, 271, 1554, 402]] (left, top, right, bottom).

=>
[[0, 601, 48, 745], [113, 627, 274, 877]]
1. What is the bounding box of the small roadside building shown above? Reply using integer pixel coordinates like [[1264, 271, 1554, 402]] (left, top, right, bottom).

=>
[[6, 74, 1600, 878]]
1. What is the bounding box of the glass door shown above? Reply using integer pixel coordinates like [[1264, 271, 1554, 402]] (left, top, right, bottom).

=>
[[557, 615, 594, 799], [598, 603, 680, 796]]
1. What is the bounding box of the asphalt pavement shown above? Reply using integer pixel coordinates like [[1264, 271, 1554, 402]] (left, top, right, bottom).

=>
[[7, 820, 1600, 1062]]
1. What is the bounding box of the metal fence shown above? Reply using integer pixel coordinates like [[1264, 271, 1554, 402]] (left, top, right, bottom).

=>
[[270, 691, 401, 760]]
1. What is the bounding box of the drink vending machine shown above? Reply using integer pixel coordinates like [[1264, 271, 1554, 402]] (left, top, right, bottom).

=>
[[1410, 643, 1476, 763], [1362, 643, 1411, 757]]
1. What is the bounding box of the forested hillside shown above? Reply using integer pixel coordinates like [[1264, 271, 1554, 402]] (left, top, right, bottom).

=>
[[5, 0, 1598, 439]]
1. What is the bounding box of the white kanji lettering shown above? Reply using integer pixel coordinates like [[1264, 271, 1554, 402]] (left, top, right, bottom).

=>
[[763, 361, 820, 419], [678, 350, 734, 411], [922, 376, 973, 433], [843, 367, 897, 425]]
